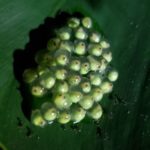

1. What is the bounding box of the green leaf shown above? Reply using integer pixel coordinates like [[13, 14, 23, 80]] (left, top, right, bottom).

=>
[[0, 0, 150, 150]]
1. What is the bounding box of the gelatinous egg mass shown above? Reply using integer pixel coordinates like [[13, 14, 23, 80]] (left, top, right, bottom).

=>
[[23, 15, 118, 127]]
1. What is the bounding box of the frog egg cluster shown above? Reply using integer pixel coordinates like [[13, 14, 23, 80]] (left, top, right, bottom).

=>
[[23, 16, 118, 127]]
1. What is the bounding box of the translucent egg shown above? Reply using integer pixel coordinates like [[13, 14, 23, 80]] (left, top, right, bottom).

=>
[[37, 66, 49, 76], [23, 68, 38, 83], [54, 93, 72, 110], [31, 84, 45, 97], [82, 17, 92, 29], [80, 61, 90, 75], [55, 68, 67, 80], [74, 41, 86, 55], [81, 80, 91, 93], [31, 109, 47, 127], [35, 50, 54, 67], [102, 51, 112, 62], [88, 104, 103, 120], [107, 70, 118, 82], [98, 58, 108, 72], [70, 58, 81, 71], [88, 43, 102, 56], [75, 27, 88, 40], [91, 88, 103, 102], [79, 95, 94, 110], [57, 27, 72, 40], [88, 55, 101, 71], [89, 72, 102, 86], [39, 72, 55, 89], [69, 91, 83, 103], [59, 41, 74, 52], [68, 17, 80, 28], [68, 74, 81, 86], [55, 50, 70, 66], [55, 81, 69, 93], [100, 40, 110, 49], [57, 111, 71, 124], [71, 106, 86, 123], [100, 81, 113, 93], [41, 102, 58, 122], [47, 38, 60, 51], [89, 32, 101, 43]]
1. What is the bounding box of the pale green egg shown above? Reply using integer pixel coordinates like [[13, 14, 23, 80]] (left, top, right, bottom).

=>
[[80, 62, 90, 75], [57, 111, 71, 124], [89, 32, 101, 43], [69, 91, 83, 103], [88, 55, 101, 71], [37, 66, 49, 76], [88, 43, 102, 56], [100, 81, 113, 93], [39, 73, 55, 89], [100, 40, 110, 49], [99, 58, 108, 72], [102, 51, 112, 62], [31, 109, 47, 127], [31, 84, 45, 97], [81, 81, 91, 93], [82, 17, 92, 29], [89, 73, 102, 86], [55, 68, 67, 80], [23, 68, 38, 83], [91, 88, 103, 102], [47, 38, 60, 51], [59, 41, 73, 52], [107, 70, 118, 82], [41, 102, 58, 122], [55, 50, 70, 66], [54, 93, 72, 109], [35, 50, 54, 67], [75, 27, 88, 40], [79, 95, 94, 110], [70, 59, 81, 71], [88, 104, 103, 120], [74, 41, 86, 55], [71, 106, 86, 123], [68, 74, 81, 86], [55, 81, 69, 93], [57, 27, 72, 40], [68, 17, 80, 28]]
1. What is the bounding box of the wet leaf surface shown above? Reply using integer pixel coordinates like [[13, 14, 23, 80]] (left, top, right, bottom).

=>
[[0, 0, 150, 150]]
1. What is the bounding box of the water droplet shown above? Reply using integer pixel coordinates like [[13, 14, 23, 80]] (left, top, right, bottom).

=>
[[127, 110, 131, 114], [129, 22, 134, 25], [108, 111, 113, 119], [70, 124, 81, 133], [36, 136, 40, 140], [141, 131, 145, 137], [103, 132, 110, 141], [143, 115, 149, 122], [140, 113, 145, 117], [135, 24, 139, 29]]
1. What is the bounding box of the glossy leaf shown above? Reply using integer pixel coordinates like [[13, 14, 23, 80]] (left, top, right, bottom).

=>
[[0, 0, 150, 150]]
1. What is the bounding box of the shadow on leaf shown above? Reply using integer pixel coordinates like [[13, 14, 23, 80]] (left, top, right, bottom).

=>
[[13, 11, 83, 120]]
